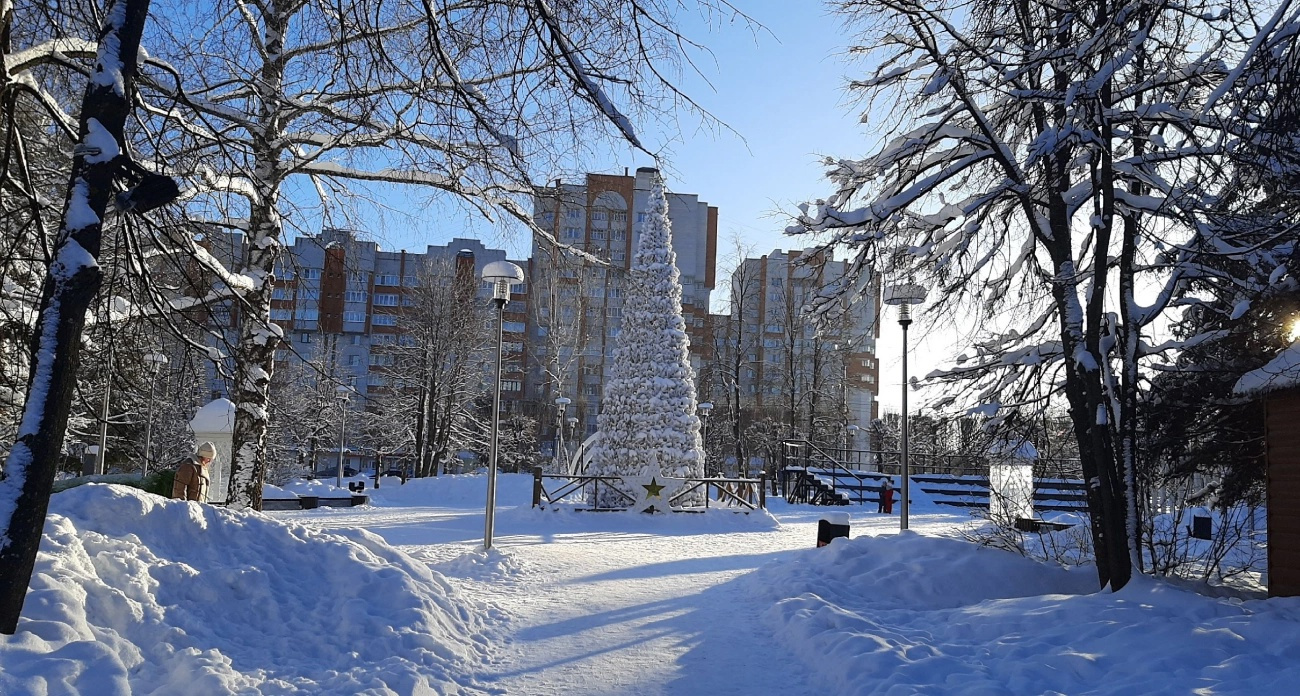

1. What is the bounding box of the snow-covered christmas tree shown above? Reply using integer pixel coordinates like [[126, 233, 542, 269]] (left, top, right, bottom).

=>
[[590, 173, 704, 509]]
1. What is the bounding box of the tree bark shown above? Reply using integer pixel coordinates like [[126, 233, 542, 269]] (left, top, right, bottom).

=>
[[226, 0, 288, 511], [0, 0, 152, 635]]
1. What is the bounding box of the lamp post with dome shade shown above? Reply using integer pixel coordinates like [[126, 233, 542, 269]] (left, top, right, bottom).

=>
[[142, 351, 169, 479], [883, 280, 927, 531], [482, 260, 525, 550], [554, 396, 570, 472]]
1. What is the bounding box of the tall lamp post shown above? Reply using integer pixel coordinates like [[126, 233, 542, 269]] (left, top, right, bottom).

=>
[[554, 396, 570, 472], [142, 351, 169, 479], [883, 281, 927, 531], [697, 402, 713, 473], [95, 350, 114, 475], [482, 260, 524, 551], [336, 384, 352, 488], [566, 416, 579, 474]]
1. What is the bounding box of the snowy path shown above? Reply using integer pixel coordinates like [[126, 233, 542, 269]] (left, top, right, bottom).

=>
[[292, 499, 925, 695]]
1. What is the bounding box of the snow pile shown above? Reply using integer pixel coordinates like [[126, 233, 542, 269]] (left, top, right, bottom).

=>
[[747, 531, 1300, 695], [0, 484, 492, 695]]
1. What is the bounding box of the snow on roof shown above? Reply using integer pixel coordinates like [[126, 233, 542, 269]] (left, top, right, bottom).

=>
[[189, 397, 236, 433], [991, 438, 1039, 461], [1234, 342, 1300, 397]]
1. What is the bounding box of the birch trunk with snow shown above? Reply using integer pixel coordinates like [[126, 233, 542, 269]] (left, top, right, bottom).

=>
[[0, 0, 151, 635], [225, 1, 288, 512]]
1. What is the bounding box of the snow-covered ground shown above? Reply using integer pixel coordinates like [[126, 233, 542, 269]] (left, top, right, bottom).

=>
[[2, 474, 1298, 695]]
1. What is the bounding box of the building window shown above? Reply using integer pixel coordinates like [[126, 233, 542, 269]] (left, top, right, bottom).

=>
[[591, 210, 607, 222], [591, 230, 607, 241], [299, 333, 312, 343], [375, 274, 400, 286], [372, 314, 397, 326], [369, 353, 393, 366], [502, 380, 522, 392], [343, 311, 366, 323], [271, 309, 293, 321], [271, 288, 290, 300], [348, 271, 367, 283], [563, 226, 582, 240], [566, 208, 580, 220], [611, 251, 626, 262], [301, 268, 322, 280], [403, 275, 418, 287], [347, 355, 361, 367], [502, 321, 526, 333], [294, 308, 319, 321], [374, 293, 399, 306], [298, 288, 320, 300], [345, 290, 367, 303], [612, 212, 627, 224]]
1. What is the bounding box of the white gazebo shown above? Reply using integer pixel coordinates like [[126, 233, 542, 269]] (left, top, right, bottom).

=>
[[189, 398, 235, 503]]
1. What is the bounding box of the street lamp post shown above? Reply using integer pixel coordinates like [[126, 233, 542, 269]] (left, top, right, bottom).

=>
[[142, 351, 169, 479], [482, 260, 525, 551], [883, 281, 927, 531], [566, 416, 579, 474], [554, 396, 570, 473], [697, 402, 713, 473], [95, 350, 114, 475], [336, 384, 352, 489]]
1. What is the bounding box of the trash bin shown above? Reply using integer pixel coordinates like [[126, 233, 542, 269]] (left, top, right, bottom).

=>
[[1191, 515, 1212, 540], [817, 512, 851, 547]]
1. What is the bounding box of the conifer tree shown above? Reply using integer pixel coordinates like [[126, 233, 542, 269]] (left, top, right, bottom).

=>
[[591, 175, 704, 508]]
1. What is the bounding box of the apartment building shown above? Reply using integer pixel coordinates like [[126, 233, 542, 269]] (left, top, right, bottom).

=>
[[268, 229, 525, 399], [717, 247, 879, 450], [526, 167, 718, 451]]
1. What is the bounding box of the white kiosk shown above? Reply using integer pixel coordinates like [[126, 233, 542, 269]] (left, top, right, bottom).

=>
[[189, 398, 235, 503], [989, 439, 1037, 525]]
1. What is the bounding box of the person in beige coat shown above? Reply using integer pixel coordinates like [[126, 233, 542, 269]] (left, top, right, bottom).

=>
[[171, 442, 215, 501]]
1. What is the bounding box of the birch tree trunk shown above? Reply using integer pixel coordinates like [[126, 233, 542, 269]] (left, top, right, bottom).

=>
[[226, 2, 288, 511], [0, 0, 152, 635]]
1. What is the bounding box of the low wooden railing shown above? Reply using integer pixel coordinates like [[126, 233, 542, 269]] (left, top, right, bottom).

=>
[[531, 467, 766, 512]]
